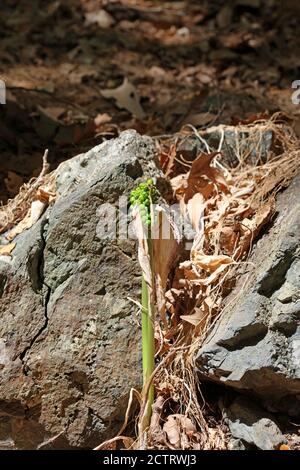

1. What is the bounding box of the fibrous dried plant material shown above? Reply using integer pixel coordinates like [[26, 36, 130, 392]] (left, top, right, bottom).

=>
[[0, 150, 56, 240], [147, 118, 300, 450], [6, 198, 47, 241]]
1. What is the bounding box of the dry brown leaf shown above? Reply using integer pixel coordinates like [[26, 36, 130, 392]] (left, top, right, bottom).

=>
[[181, 308, 206, 326], [185, 193, 205, 232], [191, 262, 232, 286], [192, 253, 234, 272], [101, 78, 145, 119], [184, 152, 229, 203], [0, 242, 16, 257], [132, 204, 181, 323], [163, 415, 181, 448], [220, 225, 240, 255], [179, 260, 201, 281], [85, 9, 115, 29], [181, 416, 197, 436], [163, 414, 199, 449]]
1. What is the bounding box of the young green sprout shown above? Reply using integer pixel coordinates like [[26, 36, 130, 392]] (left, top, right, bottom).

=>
[[130, 178, 159, 431], [130, 179, 158, 226]]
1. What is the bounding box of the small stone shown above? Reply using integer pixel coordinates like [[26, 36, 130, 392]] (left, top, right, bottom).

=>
[[226, 397, 285, 450]]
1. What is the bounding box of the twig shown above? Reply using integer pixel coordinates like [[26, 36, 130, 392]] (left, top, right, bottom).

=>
[[37, 431, 64, 450], [186, 124, 211, 154]]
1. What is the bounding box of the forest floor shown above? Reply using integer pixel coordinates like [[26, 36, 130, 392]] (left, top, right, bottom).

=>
[[0, 0, 300, 203]]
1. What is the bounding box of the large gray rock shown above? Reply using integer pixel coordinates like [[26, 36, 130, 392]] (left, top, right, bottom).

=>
[[197, 174, 300, 415], [0, 130, 161, 449]]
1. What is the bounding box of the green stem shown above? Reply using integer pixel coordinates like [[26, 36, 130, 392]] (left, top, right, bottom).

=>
[[141, 241, 155, 427]]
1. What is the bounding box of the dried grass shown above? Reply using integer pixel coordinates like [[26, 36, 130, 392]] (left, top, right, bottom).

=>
[[146, 117, 300, 450]]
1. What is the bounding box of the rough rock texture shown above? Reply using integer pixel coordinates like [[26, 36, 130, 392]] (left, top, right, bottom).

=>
[[0, 130, 162, 449], [197, 174, 300, 415], [225, 397, 285, 450]]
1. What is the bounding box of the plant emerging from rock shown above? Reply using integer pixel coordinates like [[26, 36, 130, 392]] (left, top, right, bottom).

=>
[[130, 179, 159, 434]]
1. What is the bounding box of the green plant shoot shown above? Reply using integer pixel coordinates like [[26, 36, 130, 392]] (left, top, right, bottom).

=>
[[130, 179, 158, 430]]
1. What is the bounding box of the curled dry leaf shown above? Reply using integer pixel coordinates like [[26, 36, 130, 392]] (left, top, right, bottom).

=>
[[179, 260, 200, 281], [131, 206, 152, 293], [177, 152, 231, 244], [132, 204, 182, 324], [181, 416, 197, 437], [179, 254, 234, 289]]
